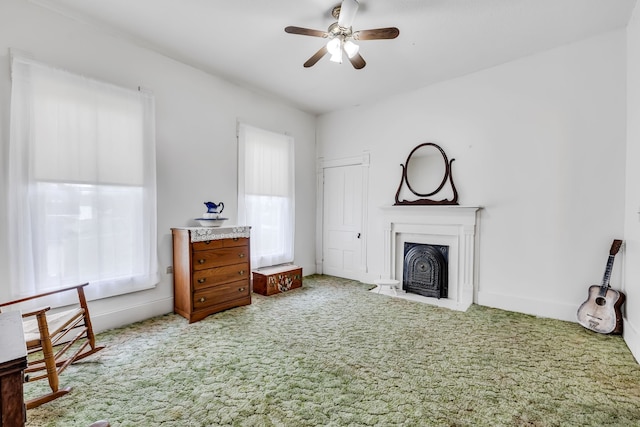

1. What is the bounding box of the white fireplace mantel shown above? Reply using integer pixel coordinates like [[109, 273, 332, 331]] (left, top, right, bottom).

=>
[[381, 205, 481, 311]]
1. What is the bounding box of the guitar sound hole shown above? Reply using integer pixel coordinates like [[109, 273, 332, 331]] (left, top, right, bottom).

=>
[[595, 297, 607, 306]]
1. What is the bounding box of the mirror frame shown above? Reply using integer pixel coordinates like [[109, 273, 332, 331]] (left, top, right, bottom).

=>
[[404, 143, 448, 197], [394, 142, 459, 205]]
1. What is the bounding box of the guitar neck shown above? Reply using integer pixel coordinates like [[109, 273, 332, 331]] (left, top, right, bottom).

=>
[[599, 254, 616, 293]]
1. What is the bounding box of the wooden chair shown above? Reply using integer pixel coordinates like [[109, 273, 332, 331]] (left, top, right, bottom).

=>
[[0, 283, 104, 409]]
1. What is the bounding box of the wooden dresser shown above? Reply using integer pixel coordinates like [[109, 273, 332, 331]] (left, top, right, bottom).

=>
[[0, 311, 27, 427], [171, 226, 251, 323]]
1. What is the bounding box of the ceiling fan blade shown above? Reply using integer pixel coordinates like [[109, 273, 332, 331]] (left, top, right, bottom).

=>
[[353, 27, 400, 40], [338, 0, 359, 28], [285, 26, 328, 38], [347, 52, 366, 70], [304, 45, 329, 68]]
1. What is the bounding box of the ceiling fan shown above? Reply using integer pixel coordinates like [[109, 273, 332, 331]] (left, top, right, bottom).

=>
[[284, 0, 399, 69]]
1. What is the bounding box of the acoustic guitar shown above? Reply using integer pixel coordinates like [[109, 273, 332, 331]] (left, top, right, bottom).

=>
[[576, 239, 625, 335]]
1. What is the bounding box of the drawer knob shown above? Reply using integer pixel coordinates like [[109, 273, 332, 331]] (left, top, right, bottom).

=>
[[239, 270, 245, 276], [239, 253, 245, 258], [198, 259, 205, 264], [233, 237, 239, 241], [238, 287, 246, 292], [198, 297, 206, 303], [197, 278, 206, 283]]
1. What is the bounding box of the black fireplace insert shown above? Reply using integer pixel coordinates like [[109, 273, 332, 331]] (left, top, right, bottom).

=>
[[402, 242, 448, 299]]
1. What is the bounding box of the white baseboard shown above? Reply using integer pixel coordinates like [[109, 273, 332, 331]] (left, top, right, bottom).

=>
[[477, 290, 578, 323], [623, 317, 640, 364], [91, 265, 321, 336], [91, 297, 174, 334]]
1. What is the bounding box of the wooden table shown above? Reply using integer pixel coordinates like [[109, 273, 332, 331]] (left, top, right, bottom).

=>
[[0, 311, 27, 427]]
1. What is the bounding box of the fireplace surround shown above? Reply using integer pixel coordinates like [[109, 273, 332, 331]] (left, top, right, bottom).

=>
[[381, 205, 480, 311]]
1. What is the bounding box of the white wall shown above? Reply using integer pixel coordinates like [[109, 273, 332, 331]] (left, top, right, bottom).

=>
[[317, 30, 627, 324], [625, 3, 640, 363], [0, 0, 317, 332]]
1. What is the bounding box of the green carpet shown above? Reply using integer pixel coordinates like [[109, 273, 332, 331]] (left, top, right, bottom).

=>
[[25, 275, 640, 426]]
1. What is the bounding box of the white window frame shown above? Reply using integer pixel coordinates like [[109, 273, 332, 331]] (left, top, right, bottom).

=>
[[237, 123, 295, 269], [7, 55, 159, 304]]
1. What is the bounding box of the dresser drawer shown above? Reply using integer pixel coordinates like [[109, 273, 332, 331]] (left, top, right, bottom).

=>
[[192, 237, 247, 252], [192, 240, 224, 251], [223, 237, 249, 248], [193, 280, 250, 310], [193, 262, 249, 290], [192, 246, 249, 271]]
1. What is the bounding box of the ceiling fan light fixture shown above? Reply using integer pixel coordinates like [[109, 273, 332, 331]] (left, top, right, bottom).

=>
[[327, 37, 341, 55], [329, 49, 343, 64], [343, 40, 359, 58], [327, 37, 343, 63]]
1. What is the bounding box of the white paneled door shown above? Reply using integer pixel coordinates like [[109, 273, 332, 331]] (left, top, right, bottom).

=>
[[322, 164, 365, 280]]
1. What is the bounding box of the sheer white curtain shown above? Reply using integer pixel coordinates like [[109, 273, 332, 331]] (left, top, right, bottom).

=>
[[237, 123, 295, 269], [8, 56, 159, 303]]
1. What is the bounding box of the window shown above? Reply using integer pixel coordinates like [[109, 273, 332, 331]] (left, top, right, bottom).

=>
[[237, 123, 295, 269], [8, 56, 158, 302]]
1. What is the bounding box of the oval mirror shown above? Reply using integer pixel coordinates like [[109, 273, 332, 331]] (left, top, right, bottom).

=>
[[405, 143, 448, 197]]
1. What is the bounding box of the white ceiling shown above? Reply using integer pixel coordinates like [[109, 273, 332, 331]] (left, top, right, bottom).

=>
[[33, 0, 637, 115]]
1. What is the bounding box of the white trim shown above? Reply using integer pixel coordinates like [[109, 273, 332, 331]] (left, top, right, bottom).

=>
[[624, 317, 640, 364], [315, 163, 324, 274], [477, 290, 577, 323], [91, 297, 173, 334], [316, 153, 370, 282], [319, 154, 369, 169], [8, 48, 33, 77]]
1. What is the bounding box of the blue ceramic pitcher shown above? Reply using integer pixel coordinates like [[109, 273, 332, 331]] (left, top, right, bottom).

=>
[[204, 201, 224, 215]]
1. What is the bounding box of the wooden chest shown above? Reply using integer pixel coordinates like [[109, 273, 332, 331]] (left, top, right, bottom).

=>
[[172, 226, 251, 323], [253, 265, 302, 296]]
